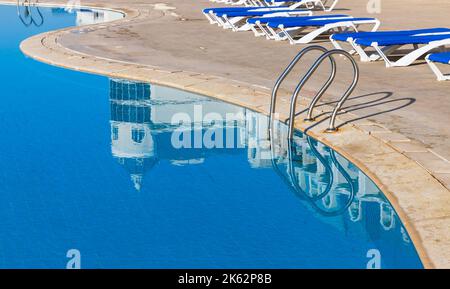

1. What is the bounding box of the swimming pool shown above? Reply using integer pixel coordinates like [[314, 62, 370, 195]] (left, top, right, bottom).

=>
[[0, 4, 423, 268]]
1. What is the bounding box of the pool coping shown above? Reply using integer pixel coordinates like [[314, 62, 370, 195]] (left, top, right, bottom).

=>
[[6, 0, 450, 268]]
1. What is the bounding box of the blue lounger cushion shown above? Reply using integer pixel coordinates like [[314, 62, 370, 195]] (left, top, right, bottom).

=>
[[247, 14, 349, 25], [267, 17, 376, 28], [428, 52, 450, 64], [354, 34, 450, 46], [331, 28, 450, 42]]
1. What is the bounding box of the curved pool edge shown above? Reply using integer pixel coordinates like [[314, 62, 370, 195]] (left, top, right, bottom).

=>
[[7, 1, 450, 269]]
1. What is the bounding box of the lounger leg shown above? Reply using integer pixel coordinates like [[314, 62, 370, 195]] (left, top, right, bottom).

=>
[[326, 0, 340, 12], [270, 26, 289, 41], [223, 16, 246, 31], [351, 41, 372, 62], [370, 19, 381, 32], [426, 57, 449, 81], [365, 44, 401, 64], [249, 24, 265, 37], [256, 23, 276, 39], [317, 1, 327, 11], [236, 22, 254, 32], [254, 22, 269, 38], [330, 36, 344, 50], [233, 0, 248, 5], [207, 11, 223, 25], [251, 0, 266, 6], [330, 36, 356, 55], [223, 16, 237, 31], [281, 27, 307, 44], [204, 13, 218, 25], [214, 15, 228, 28], [372, 44, 399, 67], [300, 1, 314, 10], [292, 25, 341, 44]]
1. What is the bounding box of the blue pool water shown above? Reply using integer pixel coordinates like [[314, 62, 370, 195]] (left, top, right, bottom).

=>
[[0, 4, 423, 268]]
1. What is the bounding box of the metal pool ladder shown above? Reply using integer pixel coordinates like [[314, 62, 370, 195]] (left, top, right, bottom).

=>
[[17, 0, 44, 27], [268, 46, 359, 139]]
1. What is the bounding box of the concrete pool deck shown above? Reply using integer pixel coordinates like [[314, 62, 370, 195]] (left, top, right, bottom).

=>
[[7, 0, 450, 268]]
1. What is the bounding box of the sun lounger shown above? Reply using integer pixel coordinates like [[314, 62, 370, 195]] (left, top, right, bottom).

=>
[[247, 14, 348, 37], [214, 8, 314, 30], [250, 15, 380, 44], [203, 6, 312, 29], [209, 0, 337, 9], [344, 32, 450, 67], [210, 0, 253, 5], [264, 0, 339, 11], [330, 28, 450, 57]]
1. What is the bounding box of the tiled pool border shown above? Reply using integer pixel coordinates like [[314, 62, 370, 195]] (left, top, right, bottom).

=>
[[5, 0, 450, 268]]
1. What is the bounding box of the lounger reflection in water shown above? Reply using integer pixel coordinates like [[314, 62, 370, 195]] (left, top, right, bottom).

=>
[[426, 52, 450, 81], [203, 6, 312, 30], [330, 28, 450, 67], [247, 15, 380, 44]]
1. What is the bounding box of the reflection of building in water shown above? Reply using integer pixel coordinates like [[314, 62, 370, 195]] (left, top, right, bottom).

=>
[[109, 79, 403, 240], [245, 113, 273, 169], [110, 80, 156, 191], [109, 79, 273, 191], [75, 9, 123, 26], [50, 7, 123, 26], [76, 9, 103, 26]]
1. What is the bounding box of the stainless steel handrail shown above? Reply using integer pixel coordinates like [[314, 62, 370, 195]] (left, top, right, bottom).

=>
[[287, 136, 334, 200], [288, 136, 356, 216], [288, 49, 359, 138], [269, 46, 335, 135], [270, 132, 356, 217]]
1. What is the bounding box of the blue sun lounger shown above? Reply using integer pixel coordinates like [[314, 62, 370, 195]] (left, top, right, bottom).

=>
[[208, 0, 254, 5], [209, 0, 338, 11], [426, 52, 450, 81], [203, 0, 311, 17], [264, 0, 339, 11], [247, 14, 349, 37], [209, 0, 264, 6], [345, 32, 450, 67], [331, 28, 450, 45], [203, 6, 312, 29], [330, 28, 450, 56], [252, 15, 380, 44]]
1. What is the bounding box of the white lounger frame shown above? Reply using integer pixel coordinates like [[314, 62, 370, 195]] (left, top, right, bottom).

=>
[[255, 18, 380, 44], [332, 36, 450, 67], [209, 0, 339, 11], [267, 0, 339, 12], [204, 2, 310, 28], [222, 10, 313, 31], [426, 54, 450, 81], [210, 0, 256, 5]]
